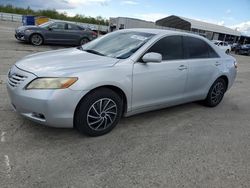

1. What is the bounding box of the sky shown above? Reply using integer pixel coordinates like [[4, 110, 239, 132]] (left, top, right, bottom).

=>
[[1, 0, 250, 35]]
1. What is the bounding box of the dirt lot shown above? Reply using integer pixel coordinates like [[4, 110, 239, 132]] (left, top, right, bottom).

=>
[[0, 20, 250, 188]]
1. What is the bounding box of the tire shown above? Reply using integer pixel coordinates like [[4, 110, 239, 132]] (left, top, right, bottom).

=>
[[248, 50, 250, 56], [203, 78, 227, 107], [74, 88, 123, 136], [226, 49, 230, 54], [30, 34, 43, 46], [79, 37, 90, 45], [235, 50, 238, 54]]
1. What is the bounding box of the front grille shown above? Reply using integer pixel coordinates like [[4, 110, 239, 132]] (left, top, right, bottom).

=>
[[8, 73, 27, 87]]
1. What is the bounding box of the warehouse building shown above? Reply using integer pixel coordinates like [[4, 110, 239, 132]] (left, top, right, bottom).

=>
[[155, 15, 241, 43], [109, 17, 156, 31], [109, 15, 248, 44]]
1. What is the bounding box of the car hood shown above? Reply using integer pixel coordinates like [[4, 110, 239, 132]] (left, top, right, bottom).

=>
[[17, 25, 39, 31], [15, 48, 120, 77]]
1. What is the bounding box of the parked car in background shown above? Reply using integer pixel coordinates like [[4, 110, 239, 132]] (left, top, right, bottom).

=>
[[7, 29, 237, 136], [231, 43, 241, 51], [235, 44, 250, 56], [212, 40, 231, 54], [15, 21, 98, 46]]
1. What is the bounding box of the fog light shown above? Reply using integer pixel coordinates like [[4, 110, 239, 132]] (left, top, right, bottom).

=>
[[32, 112, 45, 120]]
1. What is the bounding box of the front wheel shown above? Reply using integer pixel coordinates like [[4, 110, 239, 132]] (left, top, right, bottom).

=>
[[74, 88, 123, 136], [30, 34, 43, 46], [203, 78, 226, 107]]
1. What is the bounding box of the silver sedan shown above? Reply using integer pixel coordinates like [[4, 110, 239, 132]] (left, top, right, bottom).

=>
[[7, 29, 237, 136]]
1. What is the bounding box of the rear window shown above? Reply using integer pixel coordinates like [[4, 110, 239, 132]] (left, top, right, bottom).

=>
[[184, 36, 219, 59]]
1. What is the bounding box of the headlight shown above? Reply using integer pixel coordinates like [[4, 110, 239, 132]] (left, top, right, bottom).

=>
[[26, 77, 78, 89], [24, 29, 32, 33]]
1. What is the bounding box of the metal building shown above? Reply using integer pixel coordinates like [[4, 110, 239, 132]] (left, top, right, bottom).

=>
[[156, 15, 241, 42], [109, 17, 156, 31]]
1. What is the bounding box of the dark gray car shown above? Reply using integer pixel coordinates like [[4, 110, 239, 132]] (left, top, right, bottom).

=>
[[15, 21, 98, 46]]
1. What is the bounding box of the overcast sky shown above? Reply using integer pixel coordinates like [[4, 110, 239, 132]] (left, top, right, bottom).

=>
[[1, 0, 250, 35]]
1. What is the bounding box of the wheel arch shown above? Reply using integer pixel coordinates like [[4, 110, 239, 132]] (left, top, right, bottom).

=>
[[217, 75, 229, 90], [73, 85, 128, 127], [79, 36, 90, 45]]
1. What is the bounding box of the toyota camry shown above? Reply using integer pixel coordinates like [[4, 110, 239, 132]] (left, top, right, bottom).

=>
[[7, 29, 237, 136]]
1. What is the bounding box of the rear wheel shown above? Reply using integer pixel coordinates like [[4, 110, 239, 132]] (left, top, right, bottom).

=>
[[204, 78, 226, 107], [30, 34, 43, 46], [79, 37, 90, 45], [74, 88, 123, 136]]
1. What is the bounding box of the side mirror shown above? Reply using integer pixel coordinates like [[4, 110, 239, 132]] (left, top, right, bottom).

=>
[[142, 52, 162, 63], [48, 27, 53, 31]]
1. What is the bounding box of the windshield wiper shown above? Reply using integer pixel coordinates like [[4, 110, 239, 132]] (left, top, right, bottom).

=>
[[84, 49, 105, 56]]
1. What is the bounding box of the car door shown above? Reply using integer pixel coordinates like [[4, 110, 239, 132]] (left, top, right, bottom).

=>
[[132, 35, 188, 111], [44, 22, 71, 44], [182, 36, 221, 99], [64, 23, 82, 45]]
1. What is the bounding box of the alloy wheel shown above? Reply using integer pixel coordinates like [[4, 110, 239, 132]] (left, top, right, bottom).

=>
[[211, 82, 225, 104], [80, 38, 89, 45], [87, 98, 117, 131], [31, 34, 42, 46]]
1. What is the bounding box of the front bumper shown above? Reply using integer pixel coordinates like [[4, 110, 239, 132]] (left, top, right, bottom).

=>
[[15, 31, 29, 42], [7, 66, 88, 128]]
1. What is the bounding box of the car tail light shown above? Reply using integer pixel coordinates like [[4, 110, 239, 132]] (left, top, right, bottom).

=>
[[92, 31, 97, 37]]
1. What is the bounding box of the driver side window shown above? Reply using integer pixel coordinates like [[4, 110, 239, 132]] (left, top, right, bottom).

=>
[[146, 35, 184, 60]]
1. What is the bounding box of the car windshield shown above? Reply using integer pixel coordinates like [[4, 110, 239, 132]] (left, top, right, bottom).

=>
[[81, 31, 155, 59], [39, 21, 54, 28]]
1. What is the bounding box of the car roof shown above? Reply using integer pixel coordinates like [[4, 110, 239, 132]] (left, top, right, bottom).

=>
[[51, 20, 78, 25], [121, 28, 209, 40]]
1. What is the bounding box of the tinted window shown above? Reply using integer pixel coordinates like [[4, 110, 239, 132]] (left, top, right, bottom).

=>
[[208, 45, 219, 58], [147, 36, 183, 60], [67, 24, 80, 30], [50, 22, 66, 30], [183, 36, 209, 59]]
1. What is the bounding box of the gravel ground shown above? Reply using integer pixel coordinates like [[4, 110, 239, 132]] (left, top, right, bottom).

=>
[[0, 20, 250, 188]]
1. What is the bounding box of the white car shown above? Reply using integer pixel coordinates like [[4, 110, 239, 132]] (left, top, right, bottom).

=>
[[7, 29, 237, 136], [212, 40, 231, 54]]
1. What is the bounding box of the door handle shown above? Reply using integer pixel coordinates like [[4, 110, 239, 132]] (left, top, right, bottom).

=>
[[178, 65, 188, 70], [215, 62, 221, 66]]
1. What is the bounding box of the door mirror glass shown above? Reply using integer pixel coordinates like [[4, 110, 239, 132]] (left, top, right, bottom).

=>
[[142, 52, 162, 63]]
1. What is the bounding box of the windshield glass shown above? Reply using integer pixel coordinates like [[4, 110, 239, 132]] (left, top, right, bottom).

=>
[[39, 21, 54, 28], [81, 31, 155, 59]]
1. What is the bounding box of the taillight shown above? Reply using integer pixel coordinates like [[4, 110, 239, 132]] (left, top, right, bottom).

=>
[[92, 31, 97, 37]]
